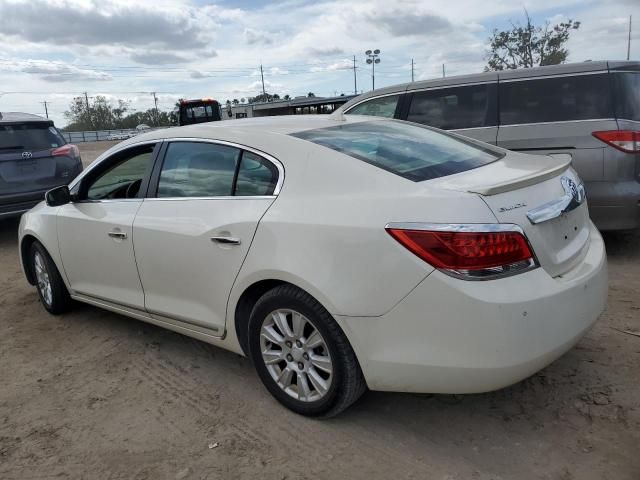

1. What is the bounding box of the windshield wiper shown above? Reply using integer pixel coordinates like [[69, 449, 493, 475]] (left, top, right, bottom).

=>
[[0, 145, 25, 150]]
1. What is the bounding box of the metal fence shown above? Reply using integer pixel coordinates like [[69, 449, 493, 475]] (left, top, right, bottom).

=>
[[61, 129, 140, 143]]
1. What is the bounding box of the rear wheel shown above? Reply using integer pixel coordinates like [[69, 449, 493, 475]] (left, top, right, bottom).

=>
[[30, 242, 72, 315], [248, 285, 366, 417]]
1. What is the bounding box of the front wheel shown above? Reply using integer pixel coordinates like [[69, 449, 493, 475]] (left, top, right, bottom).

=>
[[30, 241, 72, 315], [248, 285, 366, 417]]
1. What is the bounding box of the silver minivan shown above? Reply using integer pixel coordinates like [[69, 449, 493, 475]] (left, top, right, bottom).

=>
[[339, 61, 640, 231]]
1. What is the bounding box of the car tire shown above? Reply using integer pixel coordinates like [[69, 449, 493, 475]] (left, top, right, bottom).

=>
[[248, 284, 367, 417], [30, 241, 73, 315]]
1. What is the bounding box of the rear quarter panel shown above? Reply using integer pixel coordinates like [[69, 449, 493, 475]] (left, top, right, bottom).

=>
[[229, 139, 498, 318]]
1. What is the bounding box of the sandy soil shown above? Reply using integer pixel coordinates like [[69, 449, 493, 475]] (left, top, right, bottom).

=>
[[0, 142, 638, 479]]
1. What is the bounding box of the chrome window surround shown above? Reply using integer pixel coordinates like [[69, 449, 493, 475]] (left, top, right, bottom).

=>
[[67, 137, 285, 202], [384, 222, 539, 281]]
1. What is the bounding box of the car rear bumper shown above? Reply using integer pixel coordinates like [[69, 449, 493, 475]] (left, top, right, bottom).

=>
[[0, 191, 46, 218], [335, 222, 608, 394], [586, 180, 640, 231]]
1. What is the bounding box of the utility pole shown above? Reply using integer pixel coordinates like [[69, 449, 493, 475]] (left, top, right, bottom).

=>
[[260, 64, 266, 101], [41, 101, 49, 118], [628, 15, 632, 61], [442, 64, 446, 78], [151, 92, 159, 126], [411, 58, 415, 82], [353, 55, 357, 95], [83, 92, 93, 129], [365, 49, 381, 91]]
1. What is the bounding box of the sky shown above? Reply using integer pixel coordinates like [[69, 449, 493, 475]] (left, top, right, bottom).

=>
[[0, 0, 638, 127]]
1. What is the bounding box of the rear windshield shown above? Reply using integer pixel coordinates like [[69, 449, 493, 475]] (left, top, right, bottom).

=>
[[179, 103, 221, 124], [612, 72, 640, 121], [291, 120, 503, 182], [0, 122, 66, 152]]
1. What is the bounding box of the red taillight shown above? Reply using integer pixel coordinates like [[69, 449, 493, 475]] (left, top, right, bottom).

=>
[[51, 144, 79, 159], [386, 226, 536, 279], [592, 130, 640, 153]]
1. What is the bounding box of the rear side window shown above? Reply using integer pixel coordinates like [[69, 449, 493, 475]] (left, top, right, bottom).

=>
[[406, 84, 497, 130], [499, 74, 613, 125], [612, 72, 640, 121], [235, 151, 278, 196], [0, 123, 66, 151], [291, 120, 503, 182], [158, 142, 240, 197], [346, 95, 399, 118]]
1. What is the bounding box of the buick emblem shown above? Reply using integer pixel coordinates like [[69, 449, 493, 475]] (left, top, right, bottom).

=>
[[21, 151, 33, 159], [560, 176, 585, 204]]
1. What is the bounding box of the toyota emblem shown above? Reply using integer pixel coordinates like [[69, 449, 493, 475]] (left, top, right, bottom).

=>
[[21, 151, 33, 159]]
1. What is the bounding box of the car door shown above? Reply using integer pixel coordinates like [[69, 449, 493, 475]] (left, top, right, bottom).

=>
[[401, 83, 499, 144], [57, 142, 159, 310], [132, 140, 282, 335]]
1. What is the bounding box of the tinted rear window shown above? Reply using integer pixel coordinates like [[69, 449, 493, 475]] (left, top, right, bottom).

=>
[[612, 72, 640, 121], [0, 123, 66, 151], [499, 74, 613, 125], [291, 121, 502, 182], [407, 83, 497, 130]]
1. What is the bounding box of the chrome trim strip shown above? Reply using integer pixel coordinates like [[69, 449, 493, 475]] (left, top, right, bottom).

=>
[[526, 177, 586, 225], [385, 222, 526, 235], [500, 118, 616, 128], [144, 195, 276, 202]]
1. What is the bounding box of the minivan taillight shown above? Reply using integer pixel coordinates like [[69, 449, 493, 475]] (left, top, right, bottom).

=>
[[592, 130, 640, 153], [385, 224, 538, 280], [51, 144, 80, 159]]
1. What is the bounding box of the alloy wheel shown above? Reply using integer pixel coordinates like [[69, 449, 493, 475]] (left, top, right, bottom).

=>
[[260, 309, 333, 402]]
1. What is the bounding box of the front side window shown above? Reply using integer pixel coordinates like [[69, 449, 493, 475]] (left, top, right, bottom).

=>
[[86, 145, 155, 200], [291, 120, 502, 182], [406, 84, 496, 130], [158, 142, 240, 197], [499, 74, 613, 125], [346, 95, 399, 118]]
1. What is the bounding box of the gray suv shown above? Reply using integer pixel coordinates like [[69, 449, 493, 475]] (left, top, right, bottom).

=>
[[0, 112, 82, 219], [339, 61, 640, 231]]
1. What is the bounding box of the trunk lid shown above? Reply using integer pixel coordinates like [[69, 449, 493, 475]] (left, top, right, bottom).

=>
[[430, 151, 591, 277]]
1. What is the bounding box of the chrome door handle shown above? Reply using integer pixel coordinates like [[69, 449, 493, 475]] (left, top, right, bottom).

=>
[[211, 236, 241, 245], [108, 231, 128, 239]]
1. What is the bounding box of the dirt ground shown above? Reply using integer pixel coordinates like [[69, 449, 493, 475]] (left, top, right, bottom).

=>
[[0, 141, 638, 479]]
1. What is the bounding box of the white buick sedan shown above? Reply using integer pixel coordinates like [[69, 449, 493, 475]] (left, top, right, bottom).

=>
[[19, 115, 608, 416]]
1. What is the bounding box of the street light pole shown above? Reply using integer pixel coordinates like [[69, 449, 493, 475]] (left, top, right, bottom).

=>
[[365, 49, 381, 91]]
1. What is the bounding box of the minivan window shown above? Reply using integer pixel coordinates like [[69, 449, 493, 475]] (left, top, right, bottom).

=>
[[346, 95, 399, 118], [499, 74, 613, 125], [406, 84, 496, 130], [291, 120, 503, 182], [157, 142, 240, 197], [0, 123, 66, 152], [612, 72, 640, 121]]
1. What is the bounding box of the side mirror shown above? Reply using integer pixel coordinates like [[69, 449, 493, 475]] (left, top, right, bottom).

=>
[[45, 185, 71, 207]]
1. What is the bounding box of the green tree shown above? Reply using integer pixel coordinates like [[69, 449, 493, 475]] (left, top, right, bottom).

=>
[[486, 11, 580, 71], [283, 94, 291, 100], [307, 92, 316, 97]]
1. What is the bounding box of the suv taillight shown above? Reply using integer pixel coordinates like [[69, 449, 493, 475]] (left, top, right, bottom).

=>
[[385, 224, 538, 280], [592, 130, 640, 153], [51, 144, 80, 159]]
